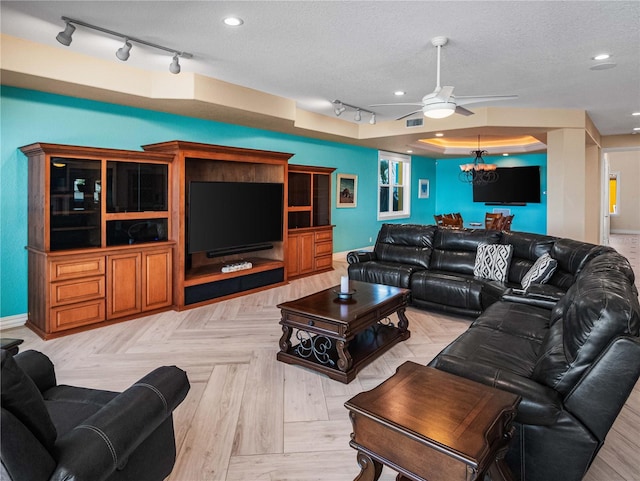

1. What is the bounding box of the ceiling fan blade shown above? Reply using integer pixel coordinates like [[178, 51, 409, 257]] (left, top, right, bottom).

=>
[[395, 110, 423, 121], [455, 105, 475, 116], [456, 94, 518, 106], [435, 86, 455, 101], [369, 103, 424, 107]]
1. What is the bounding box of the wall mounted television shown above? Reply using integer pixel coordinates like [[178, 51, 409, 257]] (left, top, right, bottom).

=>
[[473, 166, 541, 204], [188, 181, 284, 256]]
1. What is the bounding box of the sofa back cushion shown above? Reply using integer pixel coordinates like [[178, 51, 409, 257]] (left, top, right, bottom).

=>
[[547, 238, 611, 290], [429, 228, 501, 275], [373, 224, 436, 268], [532, 264, 640, 396], [1, 350, 57, 454], [500, 231, 556, 284]]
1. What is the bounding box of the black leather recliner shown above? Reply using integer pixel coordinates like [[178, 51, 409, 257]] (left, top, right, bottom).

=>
[[1, 349, 190, 481]]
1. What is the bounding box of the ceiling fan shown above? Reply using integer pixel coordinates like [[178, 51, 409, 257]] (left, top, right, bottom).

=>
[[371, 36, 518, 120]]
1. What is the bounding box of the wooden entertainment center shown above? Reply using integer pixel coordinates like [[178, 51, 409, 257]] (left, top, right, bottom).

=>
[[22, 140, 335, 339]]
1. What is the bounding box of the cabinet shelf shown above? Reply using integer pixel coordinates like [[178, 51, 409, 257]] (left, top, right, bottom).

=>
[[184, 257, 285, 286]]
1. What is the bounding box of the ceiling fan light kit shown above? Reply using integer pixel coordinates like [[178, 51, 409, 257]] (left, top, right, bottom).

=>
[[423, 102, 456, 119]]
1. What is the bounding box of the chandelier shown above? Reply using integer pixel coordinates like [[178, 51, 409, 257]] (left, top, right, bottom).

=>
[[458, 136, 499, 185]]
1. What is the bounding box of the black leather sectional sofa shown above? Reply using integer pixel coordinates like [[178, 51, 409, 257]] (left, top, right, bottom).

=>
[[347, 224, 640, 481]]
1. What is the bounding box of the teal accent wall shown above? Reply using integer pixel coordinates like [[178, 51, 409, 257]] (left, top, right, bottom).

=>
[[435, 153, 547, 233], [0, 86, 436, 317]]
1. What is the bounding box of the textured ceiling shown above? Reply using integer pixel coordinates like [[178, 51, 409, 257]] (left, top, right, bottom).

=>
[[2, 1, 640, 137]]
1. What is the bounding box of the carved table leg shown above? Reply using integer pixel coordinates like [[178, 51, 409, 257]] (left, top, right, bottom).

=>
[[279, 324, 292, 353], [397, 308, 410, 340], [337, 339, 353, 372], [354, 451, 383, 481]]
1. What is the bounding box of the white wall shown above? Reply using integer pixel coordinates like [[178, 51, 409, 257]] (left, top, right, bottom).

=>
[[609, 150, 640, 234]]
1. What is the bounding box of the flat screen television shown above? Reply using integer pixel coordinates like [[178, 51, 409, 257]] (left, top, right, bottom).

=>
[[188, 181, 284, 255], [473, 166, 541, 204]]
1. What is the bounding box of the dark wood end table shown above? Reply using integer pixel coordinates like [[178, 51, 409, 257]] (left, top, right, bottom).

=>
[[345, 362, 521, 481], [277, 281, 410, 383]]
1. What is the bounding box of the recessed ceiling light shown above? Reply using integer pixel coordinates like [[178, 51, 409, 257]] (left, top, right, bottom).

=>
[[633, 127, 640, 131], [592, 53, 611, 61], [632, 112, 640, 116], [406, 150, 413, 153], [394, 91, 406, 96], [434, 133, 444, 137], [223, 16, 244, 26]]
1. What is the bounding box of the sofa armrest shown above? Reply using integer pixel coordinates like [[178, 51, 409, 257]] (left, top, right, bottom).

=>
[[429, 355, 563, 426], [564, 336, 640, 441], [13, 350, 57, 393], [346, 250, 376, 264], [49, 366, 190, 481], [501, 288, 559, 310]]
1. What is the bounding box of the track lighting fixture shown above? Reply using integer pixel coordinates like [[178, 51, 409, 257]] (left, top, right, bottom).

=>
[[56, 21, 75, 46], [55, 16, 193, 74], [332, 100, 377, 124], [169, 55, 181, 74], [116, 39, 132, 61]]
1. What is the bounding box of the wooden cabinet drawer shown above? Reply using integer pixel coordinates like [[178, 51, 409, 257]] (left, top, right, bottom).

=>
[[51, 299, 105, 332], [50, 256, 105, 281], [315, 255, 333, 270], [315, 230, 333, 242], [283, 312, 340, 335], [50, 276, 105, 307], [315, 241, 332, 257]]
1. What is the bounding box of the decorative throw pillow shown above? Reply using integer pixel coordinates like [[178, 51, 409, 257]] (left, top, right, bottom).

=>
[[473, 243, 513, 282], [521, 253, 558, 289]]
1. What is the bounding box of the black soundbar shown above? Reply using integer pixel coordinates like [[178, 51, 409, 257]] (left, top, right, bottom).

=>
[[206, 243, 273, 258]]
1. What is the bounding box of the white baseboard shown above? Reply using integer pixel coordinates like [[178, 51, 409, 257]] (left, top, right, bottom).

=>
[[610, 229, 640, 235], [0, 313, 27, 331]]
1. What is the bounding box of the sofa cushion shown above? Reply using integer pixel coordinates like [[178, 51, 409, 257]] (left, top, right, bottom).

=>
[[348, 261, 421, 289], [548, 238, 610, 290], [411, 271, 484, 312], [532, 267, 640, 395], [373, 224, 436, 268], [430, 229, 502, 275], [500, 231, 556, 284], [521, 253, 557, 289], [0, 350, 57, 453], [474, 243, 513, 282], [472, 301, 550, 342]]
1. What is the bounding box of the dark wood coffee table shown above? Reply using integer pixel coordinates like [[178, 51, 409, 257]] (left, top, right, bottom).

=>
[[345, 362, 521, 481], [277, 280, 410, 383]]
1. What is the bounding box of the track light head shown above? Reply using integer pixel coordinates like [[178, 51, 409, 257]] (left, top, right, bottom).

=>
[[369, 113, 376, 125], [56, 22, 76, 46], [116, 39, 132, 61], [354, 109, 362, 122], [169, 54, 181, 74]]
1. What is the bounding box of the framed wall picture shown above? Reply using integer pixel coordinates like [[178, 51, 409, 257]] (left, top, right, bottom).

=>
[[337, 173, 357, 208], [418, 179, 430, 199]]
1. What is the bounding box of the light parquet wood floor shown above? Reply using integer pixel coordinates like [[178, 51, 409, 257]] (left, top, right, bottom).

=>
[[4, 235, 640, 481]]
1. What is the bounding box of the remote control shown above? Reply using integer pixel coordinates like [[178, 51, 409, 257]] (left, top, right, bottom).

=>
[[221, 261, 253, 273]]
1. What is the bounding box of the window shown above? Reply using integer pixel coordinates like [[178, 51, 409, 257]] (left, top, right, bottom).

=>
[[378, 151, 411, 220]]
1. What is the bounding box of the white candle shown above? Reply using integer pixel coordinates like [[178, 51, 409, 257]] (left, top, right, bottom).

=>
[[341, 275, 350, 293]]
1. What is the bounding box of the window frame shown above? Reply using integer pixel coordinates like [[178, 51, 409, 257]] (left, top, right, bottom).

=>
[[377, 151, 411, 221]]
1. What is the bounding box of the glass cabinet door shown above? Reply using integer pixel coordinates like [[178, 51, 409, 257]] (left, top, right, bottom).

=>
[[50, 157, 101, 250], [313, 173, 330, 226]]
